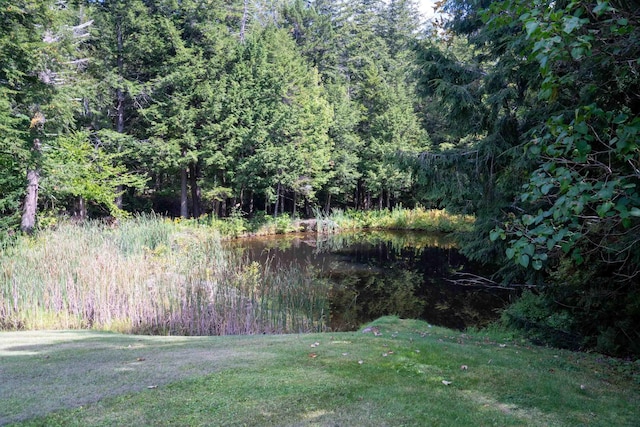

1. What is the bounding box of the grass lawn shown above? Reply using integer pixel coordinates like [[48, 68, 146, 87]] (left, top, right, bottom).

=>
[[1, 316, 638, 426]]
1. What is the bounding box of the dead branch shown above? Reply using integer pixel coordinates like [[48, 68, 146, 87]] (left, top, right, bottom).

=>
[[445, 272, 534, 290]]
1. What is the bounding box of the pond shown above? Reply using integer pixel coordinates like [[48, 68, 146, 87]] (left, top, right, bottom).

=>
[[224, 231, 515, 332]]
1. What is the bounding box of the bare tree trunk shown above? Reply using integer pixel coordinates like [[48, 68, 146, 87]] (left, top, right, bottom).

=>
[[249, 190, 254, 215], [74, 196, 87, 221], [21, 139, 41, 233], [240, 0, 248, 43]]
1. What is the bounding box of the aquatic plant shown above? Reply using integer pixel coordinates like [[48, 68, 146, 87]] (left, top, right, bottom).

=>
[[0, 217, 329, 335]]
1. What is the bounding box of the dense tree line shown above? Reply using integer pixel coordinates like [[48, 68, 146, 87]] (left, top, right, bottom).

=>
[[1, 0, 639, 356], [1, 0, 428, 227]]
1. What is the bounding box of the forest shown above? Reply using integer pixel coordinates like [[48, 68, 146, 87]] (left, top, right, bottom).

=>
[[1, 0, 639, 356]]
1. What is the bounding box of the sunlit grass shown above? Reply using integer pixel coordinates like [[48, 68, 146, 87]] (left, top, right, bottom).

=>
[[184, 206, 474, 239], [327, 206, 475, 233], [2, 317, 638, 426]]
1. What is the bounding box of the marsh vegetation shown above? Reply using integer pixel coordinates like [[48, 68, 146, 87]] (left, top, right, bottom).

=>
[[0, 210, 488, 336]]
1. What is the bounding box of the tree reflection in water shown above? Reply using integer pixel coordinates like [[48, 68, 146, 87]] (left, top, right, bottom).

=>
[[224, 231, 515, 331]]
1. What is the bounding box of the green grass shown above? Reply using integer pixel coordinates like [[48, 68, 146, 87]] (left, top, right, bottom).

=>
[[188, 206, 474, 238], [2, 317, 638, 426], [327, 206, 475, 233]]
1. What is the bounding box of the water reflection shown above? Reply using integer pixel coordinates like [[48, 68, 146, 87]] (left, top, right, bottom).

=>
[[224, 231, 513, 331]]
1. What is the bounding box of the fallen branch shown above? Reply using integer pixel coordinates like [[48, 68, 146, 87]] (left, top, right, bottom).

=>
[[445, 272, 535, 290]]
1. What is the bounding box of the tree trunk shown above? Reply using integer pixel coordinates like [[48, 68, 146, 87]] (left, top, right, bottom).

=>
[[180, 158, 188, 218], [189, 162, 201, 218], [292, 191, 297, 216], [74, 196, 87, 221], [305, 196, 311, 218], [240, 0, 248, 43], [21, 169, 40, 233], [219, 171, 228, 217], [274, 182, 281, 217], [324, 193, 331, 214], [20, 139, 41, 233], [279, 186, 284, 216]]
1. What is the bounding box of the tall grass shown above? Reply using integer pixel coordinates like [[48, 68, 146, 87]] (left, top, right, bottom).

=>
[[327, 206, 475, 233], [188, 206, 473, 239], [0, 216, 329, 335]]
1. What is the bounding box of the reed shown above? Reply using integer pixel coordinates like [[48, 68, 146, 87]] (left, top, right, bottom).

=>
[[0, 217, 330, 335], [328, 206, 475, 233]]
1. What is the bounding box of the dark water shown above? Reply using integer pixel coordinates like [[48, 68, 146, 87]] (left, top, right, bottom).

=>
[[224, 231, 515, 332]]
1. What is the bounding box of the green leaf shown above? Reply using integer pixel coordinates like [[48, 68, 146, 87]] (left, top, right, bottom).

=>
[[523, 244, 535, 257], [597, 202, 614, 217], [532, 259, 543, 270], [629, 207, 640, 217], [571, 47, 584, 60], [613, 113, 628, 124], [525, 21, 539, 36], [563, 16, 582, 34], [572, 250, 584, 265], [506, 248, 516, 259], [574, 121, 589, 135], [541, 183, 554, 195], [519, 254, 530, 268], [593, 2, 612, 15]]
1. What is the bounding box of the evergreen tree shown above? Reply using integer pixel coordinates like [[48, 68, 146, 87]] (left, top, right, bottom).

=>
[[81, 0, 166, 212], [207, 27, 332, 216], [0, 1, 98, 231]]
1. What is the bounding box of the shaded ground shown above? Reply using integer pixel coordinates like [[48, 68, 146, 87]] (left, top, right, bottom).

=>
[[0, 331, 283, 425]]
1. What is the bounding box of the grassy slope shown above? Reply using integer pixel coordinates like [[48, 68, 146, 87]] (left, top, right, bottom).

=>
[[2, 317, 638, 427]]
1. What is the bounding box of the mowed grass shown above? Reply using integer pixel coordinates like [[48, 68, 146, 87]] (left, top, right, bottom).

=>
[[2, 317, 638, 426]]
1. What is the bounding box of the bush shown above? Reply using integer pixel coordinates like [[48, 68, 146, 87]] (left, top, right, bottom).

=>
[[500, 290, 583, 351]]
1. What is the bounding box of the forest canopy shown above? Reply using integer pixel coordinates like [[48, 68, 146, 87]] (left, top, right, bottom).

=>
[[1, 0, 639, 356]]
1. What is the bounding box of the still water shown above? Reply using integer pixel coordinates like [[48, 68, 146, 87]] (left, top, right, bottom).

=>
[[224, 231, 514, 332]]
